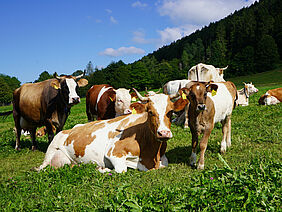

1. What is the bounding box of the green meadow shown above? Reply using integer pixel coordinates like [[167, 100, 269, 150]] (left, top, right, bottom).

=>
[[0, 69, 281, 211]]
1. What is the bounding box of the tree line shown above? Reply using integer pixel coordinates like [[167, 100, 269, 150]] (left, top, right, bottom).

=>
[[0, 0, 281, 104]]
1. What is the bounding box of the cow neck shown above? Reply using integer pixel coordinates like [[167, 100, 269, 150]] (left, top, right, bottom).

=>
[[243, 87, 249, 98], [57, 89, 71, 116]]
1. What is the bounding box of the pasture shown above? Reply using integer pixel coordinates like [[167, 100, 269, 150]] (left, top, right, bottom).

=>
[[0, 70, 281, 211]]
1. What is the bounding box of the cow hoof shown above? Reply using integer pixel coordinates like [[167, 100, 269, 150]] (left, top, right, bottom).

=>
[[197, 164, 204, 170]]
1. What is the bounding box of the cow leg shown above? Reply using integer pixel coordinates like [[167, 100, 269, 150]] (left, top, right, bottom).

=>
[[45, 121, 55, 143], [198, 129, 212, 170], [190, 131, 198, 167], [226, 117, 232, 148], [220, 116, 230, 154], [13, 112, 21, 150], [160, 154, 168, 168], [184, 105, 189, 129], [108, 157, 127, 173], [31, 127, 37, 151]]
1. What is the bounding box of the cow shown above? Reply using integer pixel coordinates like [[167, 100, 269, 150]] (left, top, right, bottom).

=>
[[188, 63, 227, 82], [258, 87, 282, 105], [236, 82, 258, 106], [163, 79, 191, 127], [175, 81, 237, 170], [86, 84, 136, 122], [35, 90, 189, 173], [0, 73, 88, 150], [163, 79, 191, 95]]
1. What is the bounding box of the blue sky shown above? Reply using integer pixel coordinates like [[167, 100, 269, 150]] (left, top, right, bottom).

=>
[[0, 0, 256, 83]]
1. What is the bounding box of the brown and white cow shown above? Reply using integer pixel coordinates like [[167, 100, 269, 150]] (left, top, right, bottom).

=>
[[176, 81, 237, 169], [86, 84, 134, 121], [188, 63, 227, 82], [35, 91, 188, 173], [0, 73, 88, 150], [236, 82, 258, 106], [258, 87, 282, 105]]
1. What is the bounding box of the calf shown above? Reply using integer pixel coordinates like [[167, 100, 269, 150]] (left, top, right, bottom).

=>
[[35, 91, 188, 173], [258, 87, 282, 105], [86, 84, 133, 121], [236, 82, 258, 106], [178, 81, 237, 169]]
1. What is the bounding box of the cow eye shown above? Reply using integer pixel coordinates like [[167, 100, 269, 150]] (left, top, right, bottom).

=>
[[204, 92, 207, 97], [167, 110, 173, 118]]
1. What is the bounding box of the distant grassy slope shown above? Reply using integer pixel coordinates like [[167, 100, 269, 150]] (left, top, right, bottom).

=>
[[227, 65, 282, 89]]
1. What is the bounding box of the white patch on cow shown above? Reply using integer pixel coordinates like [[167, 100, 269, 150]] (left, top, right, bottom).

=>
[[190, 152, 197, 166], [220, 140, 227, 153], [208, 83, 233, 124], [266, 96, 280, 105], [66, 78, 80, 104], [114, 88, 132, 116], [196, 85, 200, 90], [149, 94, 172, 138], [96, 86, 113, 111]]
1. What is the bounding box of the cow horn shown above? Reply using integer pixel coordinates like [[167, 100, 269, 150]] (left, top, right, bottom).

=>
[[222, 65, 228, 70], [145, 87, 148, 93], [53, 72, 62, 80], [133, 88, 149, 101], [74, 73, 83, 80], [169, 92, 180, 99], [155, 88, 161, 94]]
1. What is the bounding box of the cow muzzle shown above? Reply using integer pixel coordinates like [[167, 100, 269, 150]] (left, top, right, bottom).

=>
[[197, 104, 206, 111], [124, 109, 132, 115], [157, 130, 172, 139], [70, 97, 80, 105]]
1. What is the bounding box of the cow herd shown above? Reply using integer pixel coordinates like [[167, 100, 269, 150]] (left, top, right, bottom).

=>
[[1, 64, 281, 173]]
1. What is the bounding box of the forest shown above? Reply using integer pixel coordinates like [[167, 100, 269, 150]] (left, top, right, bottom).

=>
[[0, 0, 281, 104]]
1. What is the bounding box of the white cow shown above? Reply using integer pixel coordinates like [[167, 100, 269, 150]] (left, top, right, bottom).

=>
[[188, 63, 227, 82]]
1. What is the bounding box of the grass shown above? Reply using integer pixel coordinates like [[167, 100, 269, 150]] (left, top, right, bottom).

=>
[[0, 69, 281, 211]]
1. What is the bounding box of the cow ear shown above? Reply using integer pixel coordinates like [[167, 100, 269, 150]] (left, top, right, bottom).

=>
[[77, 78, 88, 87], [130, 102, 146, 114], [50, 80, 61, 90], [206, 84, 218, 93]]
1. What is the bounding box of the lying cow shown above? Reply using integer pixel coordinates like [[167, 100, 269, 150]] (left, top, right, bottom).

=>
[[86, 84, 134, 121], [177, 81, 237, 169], [236, 82, 258, 106], [35, 90, 188, 173], [258, 87, 282, 105], [0, 73, 88, 150], [188, 63, 227, 82]]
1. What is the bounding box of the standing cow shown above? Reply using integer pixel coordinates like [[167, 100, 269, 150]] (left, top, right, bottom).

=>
[[0, 73, 88, 150], [86, 84, 134, 121], [188, 63, 227, 82], [35, 90, 188, 173], [176, 81, 237, 169]]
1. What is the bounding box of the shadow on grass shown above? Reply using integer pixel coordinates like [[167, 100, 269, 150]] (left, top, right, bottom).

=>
[[166, 146, 192, 164]]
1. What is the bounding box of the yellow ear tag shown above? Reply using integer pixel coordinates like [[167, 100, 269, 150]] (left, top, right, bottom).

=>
[[131, 97, 137, 102], [132, 108, 137, 114], [109, 97, 113, 102], [182, 93, 187, 100], [53, 85, 59, 90], [212, 90, 217, 96]]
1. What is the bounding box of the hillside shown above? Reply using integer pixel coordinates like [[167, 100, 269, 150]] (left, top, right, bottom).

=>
[[85, 0, 281, 92]]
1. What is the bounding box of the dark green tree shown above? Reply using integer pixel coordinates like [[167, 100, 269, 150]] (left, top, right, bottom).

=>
[[34, 71, 52, 82]]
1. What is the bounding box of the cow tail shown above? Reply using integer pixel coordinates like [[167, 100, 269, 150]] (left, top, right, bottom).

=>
[[0, 110, 13, 119]]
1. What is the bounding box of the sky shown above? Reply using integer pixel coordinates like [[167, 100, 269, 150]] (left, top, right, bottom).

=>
[[0, 0, 256, 83]]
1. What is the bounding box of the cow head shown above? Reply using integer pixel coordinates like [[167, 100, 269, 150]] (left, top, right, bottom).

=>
[[113, 88, 132, 116], [180, 82, 218, 112], [51, 73, 88, 106], [244, 82, 258, 96], [133, 88, 188, 141]]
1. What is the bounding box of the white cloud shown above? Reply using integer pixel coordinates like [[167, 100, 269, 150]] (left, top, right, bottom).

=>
[[157, 25, 198, 47], [110, 16, 118, 24], [132, 1, 148, 8], [158, 0, 256, 25], [100, 46, 146, 57], [132, 30, 156, 44], [105, 9, 112, 14]]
